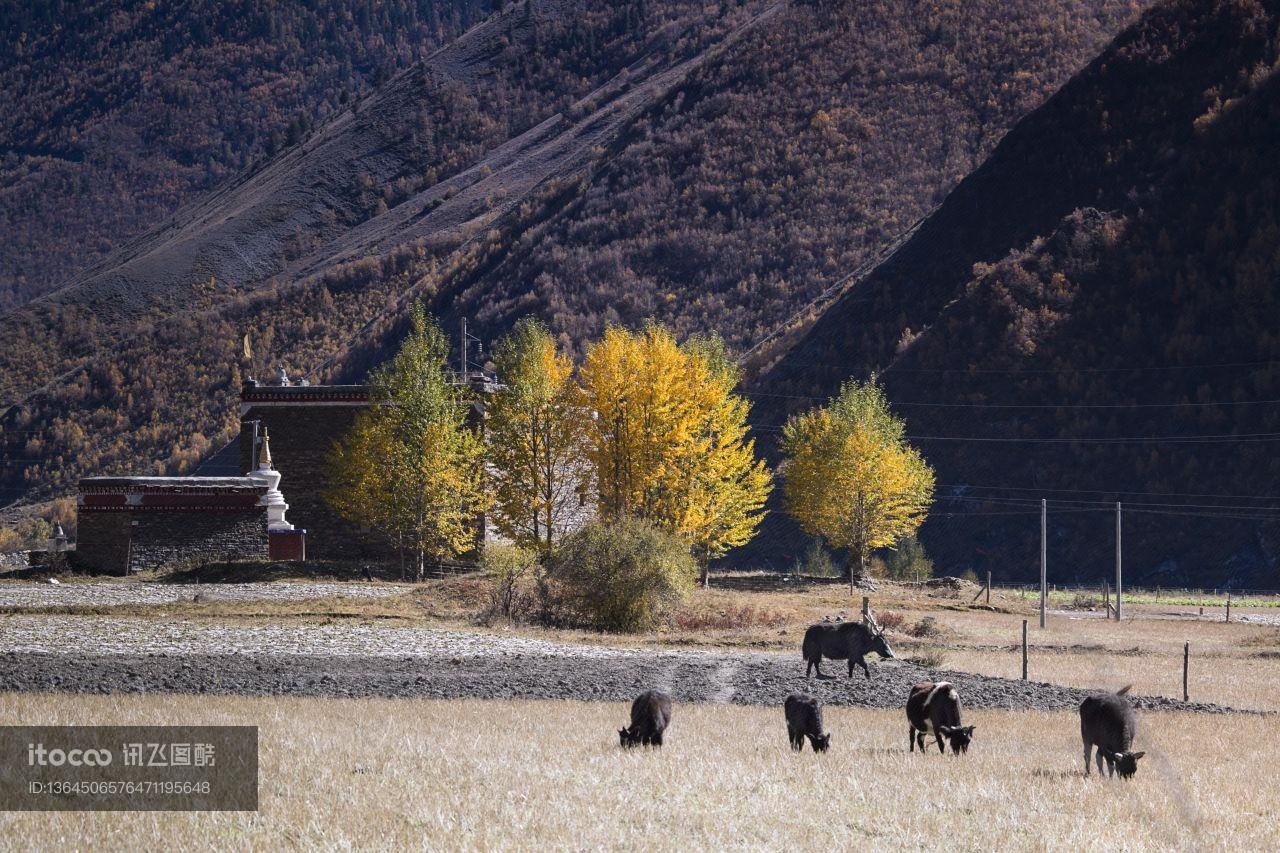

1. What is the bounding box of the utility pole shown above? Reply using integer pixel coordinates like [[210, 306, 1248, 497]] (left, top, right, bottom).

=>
[[1115, 501, 1123, 622], [1039, 498, 1047, 629], [460, 317, 468, 380]]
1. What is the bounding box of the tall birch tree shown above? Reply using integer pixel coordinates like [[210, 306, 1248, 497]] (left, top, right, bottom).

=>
[[327, 304, 488, 580], [781, 379, 934, 590], [486, 318, 591, 553]]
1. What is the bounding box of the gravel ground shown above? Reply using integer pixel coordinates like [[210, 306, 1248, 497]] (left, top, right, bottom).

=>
[[0, 616, 1232, 713], [0, 581, 404, 608]]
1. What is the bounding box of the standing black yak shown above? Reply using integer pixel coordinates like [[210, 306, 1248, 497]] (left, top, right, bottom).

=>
[[619, 690, 673, 748], [1080, 685, 1145, 778], [784, 693, 831, 752], [802, 621, 894, 679]]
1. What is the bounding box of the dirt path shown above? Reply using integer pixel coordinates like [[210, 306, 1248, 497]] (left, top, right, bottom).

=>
[[0, 616, 1232, 713]]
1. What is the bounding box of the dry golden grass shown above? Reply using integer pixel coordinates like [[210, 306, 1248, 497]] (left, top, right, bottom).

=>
[[911, 606, 1280, 711], [0, 693, 1271, 851]]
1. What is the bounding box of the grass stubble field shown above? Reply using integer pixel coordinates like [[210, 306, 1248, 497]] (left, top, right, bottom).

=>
[[0, 694, 1274, 850], [2, 571, 1278, 848]]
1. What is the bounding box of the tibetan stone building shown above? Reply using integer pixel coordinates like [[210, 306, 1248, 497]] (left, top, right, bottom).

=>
[[74, 429, 304, 574], [76, 367, 520, 571], [237, 377, 380, 559], [75, 477, 271, 574]]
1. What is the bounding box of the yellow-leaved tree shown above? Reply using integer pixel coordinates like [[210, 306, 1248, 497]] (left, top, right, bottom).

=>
[[327, 304, 489, 580], [578, 325, 771, 583], [781, 379, 934, 591], [486, 318, 592, 553]]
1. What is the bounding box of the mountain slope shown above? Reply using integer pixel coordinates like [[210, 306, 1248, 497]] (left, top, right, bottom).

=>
[[751, 0, 1280, 586], [0, 0, 496, 314], [0, 0, 1144, 511]]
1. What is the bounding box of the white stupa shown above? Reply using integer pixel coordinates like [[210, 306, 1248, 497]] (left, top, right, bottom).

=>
[[249, 427, 293, 532]]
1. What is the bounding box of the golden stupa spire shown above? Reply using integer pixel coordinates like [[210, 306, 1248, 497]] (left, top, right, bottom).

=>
[[258, 426, 274, 470]]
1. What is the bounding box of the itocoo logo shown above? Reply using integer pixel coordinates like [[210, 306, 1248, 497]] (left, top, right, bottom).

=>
[[27, 743, 113, 767]]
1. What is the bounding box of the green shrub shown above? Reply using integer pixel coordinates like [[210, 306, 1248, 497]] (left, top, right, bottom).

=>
[[883, 535, 934, 581], [481, 544, 539, 620], [793, 539, 841, 578], [541, 519, 696, 632]]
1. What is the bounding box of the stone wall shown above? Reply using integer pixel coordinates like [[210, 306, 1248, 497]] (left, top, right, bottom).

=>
[[131, 511, 268, 572], [73, 512, 131, 574], [74, 509, 268, 574]]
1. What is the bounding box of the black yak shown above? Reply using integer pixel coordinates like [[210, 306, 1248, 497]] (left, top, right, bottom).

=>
[[906, 681, 974, 754], [802, 621, 894, 679], [619, 690, 673, 748], [1080, 685, 1145, 778], [784, 693, 830, 752]]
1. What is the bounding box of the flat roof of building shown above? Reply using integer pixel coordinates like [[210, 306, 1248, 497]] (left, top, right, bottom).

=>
[[79, 476, 265, 492]]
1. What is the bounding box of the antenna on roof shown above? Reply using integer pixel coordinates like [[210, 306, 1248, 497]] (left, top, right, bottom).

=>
[[460, 318, 481, 381]]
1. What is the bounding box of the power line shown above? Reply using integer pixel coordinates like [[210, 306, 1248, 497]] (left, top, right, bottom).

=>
[[941, 494, 1280, 514], [743, 389, 1280, 409], [747, 422, 1280, 444], [765, 357, 1280, 375], [910, 432, 1280, 444], [938, 483, 1280, 501], [1124, 508, 1280, 522]]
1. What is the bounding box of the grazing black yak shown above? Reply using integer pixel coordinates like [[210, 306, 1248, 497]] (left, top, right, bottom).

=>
[[784, 693, 830, 752], [906, 681, 974, 754], [619, 690, 673, 748], [1080, 685, 1145, 778], [802, 621, 894, 679]]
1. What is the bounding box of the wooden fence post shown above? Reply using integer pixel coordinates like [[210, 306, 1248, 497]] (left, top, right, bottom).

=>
[[861, 596, 870, 624], [1021, 619, 1029, 681], [1183, 641, 1189, 702], [1226, 592, 1231, 623], [986, 571, 991, 604]]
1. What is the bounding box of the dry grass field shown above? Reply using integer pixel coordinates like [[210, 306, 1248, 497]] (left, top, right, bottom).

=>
[[0, 693, 1272, 850]]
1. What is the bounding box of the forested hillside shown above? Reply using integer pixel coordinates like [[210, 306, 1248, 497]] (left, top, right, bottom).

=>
[[0, 0, 1143, 512], [752, 0, 1280, 587], [0, 0, 494, 313], [436, 0, 1147, 351]]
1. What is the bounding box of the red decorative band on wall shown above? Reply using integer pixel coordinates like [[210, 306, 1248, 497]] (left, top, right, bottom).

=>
[[241, 387, 370, 405], [79, 487, 265, 496]]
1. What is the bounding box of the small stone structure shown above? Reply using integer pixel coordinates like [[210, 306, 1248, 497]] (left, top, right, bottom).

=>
[[74, 427, 306, 573], [75, 477, 271, 574]]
